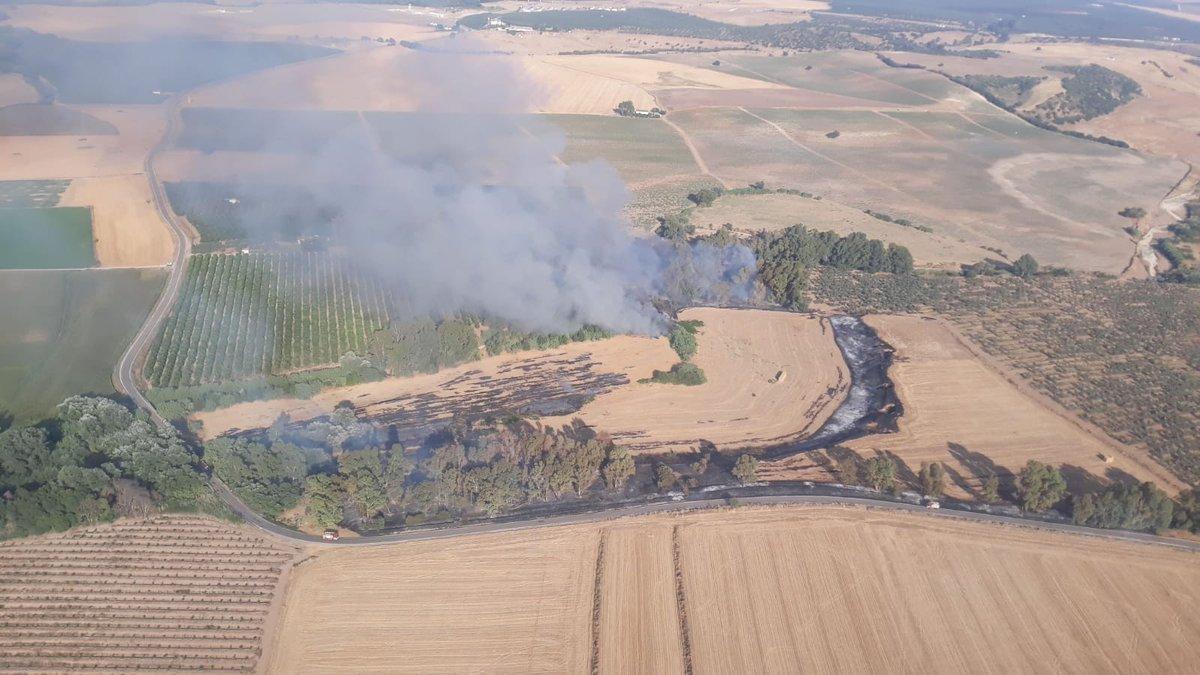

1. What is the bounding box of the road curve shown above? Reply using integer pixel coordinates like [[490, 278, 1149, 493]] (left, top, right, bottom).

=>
[[112, 93, 192, 428]]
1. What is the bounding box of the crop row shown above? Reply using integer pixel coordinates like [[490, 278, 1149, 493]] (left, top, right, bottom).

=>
[[145, 252, 392, 387]]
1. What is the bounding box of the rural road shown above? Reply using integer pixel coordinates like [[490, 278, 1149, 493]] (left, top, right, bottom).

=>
[[213, 475, 1200, 553], [112, 93, 192, 428]]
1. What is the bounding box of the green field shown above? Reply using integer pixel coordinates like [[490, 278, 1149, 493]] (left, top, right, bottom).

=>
[[0, 180, 70, 208], [0, 268, 165, 423], [146, 252, 391, 387], [542, 114, 700, 184], [0, 207, 95, 269]]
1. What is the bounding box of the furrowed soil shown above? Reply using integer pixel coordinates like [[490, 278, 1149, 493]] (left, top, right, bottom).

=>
[[761, 314, 1185, 497], [265, 505, 1200, 673], [193, 308, 849, 456]]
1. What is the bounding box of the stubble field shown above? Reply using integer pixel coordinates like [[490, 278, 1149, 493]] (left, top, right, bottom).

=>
[[265, 505, 1200, 674]]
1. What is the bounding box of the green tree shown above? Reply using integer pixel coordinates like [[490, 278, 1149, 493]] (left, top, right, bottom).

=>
[[1118, 206, 1147, 220], [338, 450, 388, 519], [616, 100, 636, 116], [656, 212, 694, 241], [304, 474, 345, 528], [920, 462, 946, 498], [0, 426, 55, 489], [1016, 460, 1066, 512], [691, 453, 710, 476], [668, 323, 699, 361], [1011, 253, 1039, 279], [602, 445, 635, 491], [1072, 481, 1174, 533], [204, 437, 306, 518], [655, 464, 679, 492], [732, 454, 759, 484], [982, 472, 1001, 503], [864, 456, 897, 492]]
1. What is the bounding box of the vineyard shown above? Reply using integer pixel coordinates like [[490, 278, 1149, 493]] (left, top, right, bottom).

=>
[[0, 514, 298, 672], [146, 252, 392, 388]]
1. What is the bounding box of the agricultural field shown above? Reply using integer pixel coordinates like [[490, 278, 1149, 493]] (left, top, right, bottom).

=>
[[0, 207, 95, 269], [165, 181, 338, 244], [688, 191, 985, 268], [762, 314, 1185, 497], [191, 308, 848, 454], [0, 268, 164, 422], [883, 41, 1200, 164], [60, 175, 173, 268], [0, 514, 299, 672], [810, 269, 1200, 486], [666, 102, 1182, 272], [0, 106, 164, 182], [0, 103, 117, 136], [0, 73, 39, 108], [146, 252, 391, 388], [0, 179, 69, 208], [265, 506, 1200, 673]]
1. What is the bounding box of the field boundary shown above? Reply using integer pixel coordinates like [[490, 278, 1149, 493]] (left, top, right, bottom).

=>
[[588, 529, 607, 675], [671, 525, 695, 675]]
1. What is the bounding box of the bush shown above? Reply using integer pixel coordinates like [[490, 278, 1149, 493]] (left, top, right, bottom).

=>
[[641, 362, 707, 386], [1072, 481, 1174, 533]]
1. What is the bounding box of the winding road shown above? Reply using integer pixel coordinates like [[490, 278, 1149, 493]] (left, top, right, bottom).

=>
[[112, 93, 192, 428]]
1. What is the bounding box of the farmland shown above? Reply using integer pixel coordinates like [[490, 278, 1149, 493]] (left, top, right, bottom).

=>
[[0, 207, 95, 269], [0, 514, 298, 672], [0, 104, 117, 136], [0, 268, 164, 422], [810, 269, 1200, 486], [0, 179, 68, 208], [265, 506, 1200, 673], [146, 252, 391, 388]]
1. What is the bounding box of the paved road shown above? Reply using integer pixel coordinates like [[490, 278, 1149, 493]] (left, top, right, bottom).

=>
[[213, 474, 1200, 553], [112, 93, 192, 428]]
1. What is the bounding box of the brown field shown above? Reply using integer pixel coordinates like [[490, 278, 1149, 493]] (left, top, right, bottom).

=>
[[194, 308, 849, 455], [265, 505, 1200, 674], [0, 514, 299, 672], [0, 106, 164, 181], [0, 2, 447, 43], [763, 314, 1186, 497], [689, 192, 986, 268], [59, 174, 173, 267], [264, 523, 596, 674], [0, 74, 39, 109], [479, 28, 750, 56], [891, 41, 1200, 165]]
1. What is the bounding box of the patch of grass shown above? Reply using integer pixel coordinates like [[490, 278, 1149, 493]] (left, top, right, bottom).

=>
[[0, 207, 94, 269], [0, 268, 165, 423], [0, 104, 116, 135], [640, 361, 707, 386]]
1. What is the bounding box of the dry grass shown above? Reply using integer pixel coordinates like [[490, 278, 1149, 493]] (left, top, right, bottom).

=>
[[0, 106, 164, 181], [265, 505, 1200, 673], [522, 56, 657, 114], [0, 514, 298, 673], [194, 308, 849, 455], [264, 526, 596, 674], [763, 315, 1184, 497], [690, 192, 985, 268], [545, 308, 848, 453], [59, 174, 173, 267]]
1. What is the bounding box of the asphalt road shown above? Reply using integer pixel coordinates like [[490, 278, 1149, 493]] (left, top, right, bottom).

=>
[[112, 93, 192, 428]]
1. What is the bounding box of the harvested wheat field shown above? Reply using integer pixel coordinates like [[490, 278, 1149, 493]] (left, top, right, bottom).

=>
[[59, 174, 173, 267], [264, 524, 597, 674], [265, 505, 1200, 674], [544, 307, 848, 453], [763, 315, 1185, 497], [0, 514, 299, 672], [0, 106, 164, 181], [689, 192, 985, 268], [193, 308, 849, 455]]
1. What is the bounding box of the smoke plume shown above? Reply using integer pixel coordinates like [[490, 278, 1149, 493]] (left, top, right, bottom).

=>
[[201, 39, 755, 334]]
